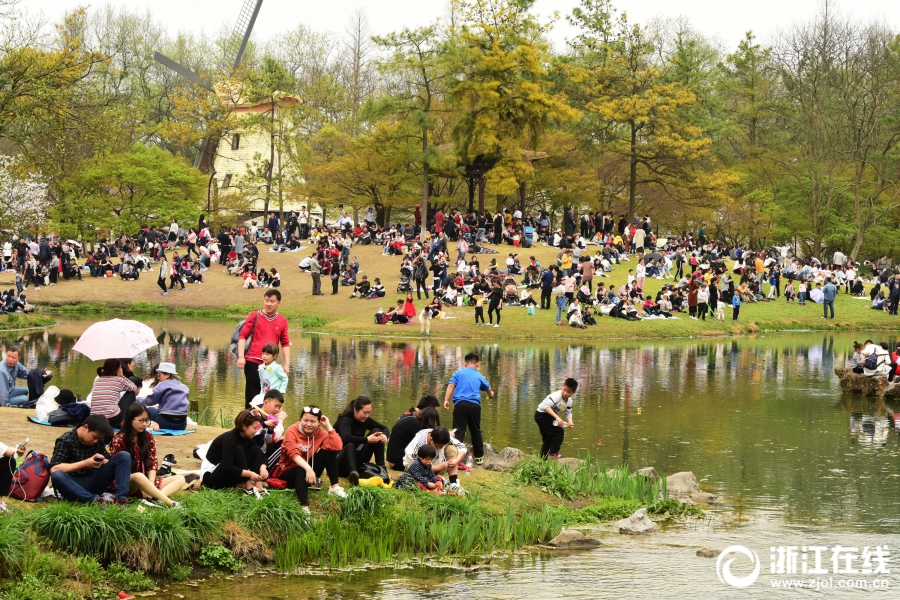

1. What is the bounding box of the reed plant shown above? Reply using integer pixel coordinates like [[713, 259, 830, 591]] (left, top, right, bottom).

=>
[[0, 514, 26, 577]]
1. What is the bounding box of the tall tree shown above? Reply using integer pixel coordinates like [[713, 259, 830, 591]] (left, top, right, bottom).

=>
[[448, 0, 576, 200], [373, 25, 453, 230], [567, 4, 729, 218]]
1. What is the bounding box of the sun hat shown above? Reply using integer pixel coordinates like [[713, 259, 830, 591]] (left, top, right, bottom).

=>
[[158, 362, 178, 375]]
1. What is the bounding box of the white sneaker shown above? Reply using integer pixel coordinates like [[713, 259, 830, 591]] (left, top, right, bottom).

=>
[[328, 485, 348, 499], [447, 482, 467, 495], [493, 324, 499, 328]]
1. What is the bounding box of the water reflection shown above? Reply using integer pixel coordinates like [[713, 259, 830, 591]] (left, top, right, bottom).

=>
[[4, 321, 900, 532]]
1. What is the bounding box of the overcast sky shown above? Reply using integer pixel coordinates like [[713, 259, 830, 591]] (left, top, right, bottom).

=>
[[28, 0, 900, 52]]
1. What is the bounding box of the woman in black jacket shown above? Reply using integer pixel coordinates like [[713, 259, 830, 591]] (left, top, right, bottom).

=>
[[386, 396, 440, 469], [335, 396, 389, 486], [203, 410, 268, 496]]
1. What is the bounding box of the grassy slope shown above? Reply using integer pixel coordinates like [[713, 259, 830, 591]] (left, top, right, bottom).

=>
[[12, 241, 892, 339]]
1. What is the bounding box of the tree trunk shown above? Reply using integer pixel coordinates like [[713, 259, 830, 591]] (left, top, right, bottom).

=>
[[519, 181, 526, 215], [628, 120, 638, 218], [422, 129, 429, 236], [264, 98, 275, 218], [478, 177, 486, 213], [467, 177, 476, 212]]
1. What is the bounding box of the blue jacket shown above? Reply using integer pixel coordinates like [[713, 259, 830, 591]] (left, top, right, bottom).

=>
[[732, 295, 741, 308], [0, 361, 29, 406], [139, 379, 190, 416], [823, 283, 837, 301]]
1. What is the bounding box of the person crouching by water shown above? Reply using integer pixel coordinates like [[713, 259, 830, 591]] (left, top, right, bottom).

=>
[[534, 378, 578, 459], [139, 362, 189, 430], [335, 396, 389, 487], [279, 405, 348, 513], [109, 403, 185, 508], [202, 410, 269, 498]]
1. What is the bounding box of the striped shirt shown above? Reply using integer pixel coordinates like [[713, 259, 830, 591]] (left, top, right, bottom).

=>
[[89, 376, 138, 418]]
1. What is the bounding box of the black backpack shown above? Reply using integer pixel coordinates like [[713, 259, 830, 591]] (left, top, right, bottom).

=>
[[863, 353, 879, 370], [359, 462, 391, 484]]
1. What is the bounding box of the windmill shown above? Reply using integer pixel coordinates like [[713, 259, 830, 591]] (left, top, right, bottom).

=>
[[153, 0, 265, 173]]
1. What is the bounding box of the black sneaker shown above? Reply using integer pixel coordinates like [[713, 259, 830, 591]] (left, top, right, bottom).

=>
[[348, 471, 360, 487]]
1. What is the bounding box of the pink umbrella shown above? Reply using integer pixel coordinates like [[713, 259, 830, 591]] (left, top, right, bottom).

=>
[[72, 319, 157, 361]]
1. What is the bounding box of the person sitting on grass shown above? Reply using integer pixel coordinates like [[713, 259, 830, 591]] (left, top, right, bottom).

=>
[[109, 404, 185, 509], [402, 426, 467, 495], [350, 275, 371, 298], [0, 435, 27, 499], [534, 378, 577, 459], [201, 410, 268, 498], [335, 396, 389, 487], [279, 405, 347, 513], [250, 389, 287, 471], [138, 362, 189, 431], [397, 444, 443, 494], [367, 277, 385, 298], [49, 415, 132, 504]]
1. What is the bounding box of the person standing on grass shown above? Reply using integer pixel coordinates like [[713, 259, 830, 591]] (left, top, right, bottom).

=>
[[534, 378, 578, 459], [443, 352, 494, 465], [237, 289, 291, 409], [732, 290, 741, 322], [823, 277, 837, 319]]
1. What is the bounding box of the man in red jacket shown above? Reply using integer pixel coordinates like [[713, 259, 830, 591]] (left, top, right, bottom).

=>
[[237, 289, 291, 408]]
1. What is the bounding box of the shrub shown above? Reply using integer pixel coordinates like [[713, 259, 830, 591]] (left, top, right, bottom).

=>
[[167, 563, 192, 582], [198, 543, 243, 573]]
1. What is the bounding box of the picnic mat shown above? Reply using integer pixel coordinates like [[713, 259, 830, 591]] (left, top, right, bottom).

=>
[[27, 416, 196, 436]]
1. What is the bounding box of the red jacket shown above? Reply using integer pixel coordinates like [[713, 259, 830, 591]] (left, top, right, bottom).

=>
[[279, 423, 342, 474], [239, 310, 290, 364]]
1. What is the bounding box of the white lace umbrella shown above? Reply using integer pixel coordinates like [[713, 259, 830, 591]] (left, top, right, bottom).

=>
[[72, 319, 157, 361]]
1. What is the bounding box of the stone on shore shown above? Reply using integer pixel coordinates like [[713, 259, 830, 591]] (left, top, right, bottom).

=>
[[636, 467, 659, 481], [481, 444, 526, 471], [697, 548, 719, 558], [615, 508, 660, 535], [666, 472, 700, 495], [547, 529, 602, 548]]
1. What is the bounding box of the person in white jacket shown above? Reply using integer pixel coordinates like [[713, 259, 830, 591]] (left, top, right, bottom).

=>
[[403, 426, 467, 495]]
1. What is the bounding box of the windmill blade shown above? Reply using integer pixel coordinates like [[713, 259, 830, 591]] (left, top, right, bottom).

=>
[[153, 52, 213, 91], [221, 0, 264, 72]]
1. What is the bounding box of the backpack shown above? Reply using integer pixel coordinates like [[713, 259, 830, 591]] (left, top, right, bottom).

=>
[[229, 312, 259, 357], [358, 462, 391, 484], [9, 450, 51, 501], [863, 353, 878, 370]]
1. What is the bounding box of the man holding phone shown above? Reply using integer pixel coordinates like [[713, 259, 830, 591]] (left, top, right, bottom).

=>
[[49, 415, 131, 504], [0, 435, 28, 498]]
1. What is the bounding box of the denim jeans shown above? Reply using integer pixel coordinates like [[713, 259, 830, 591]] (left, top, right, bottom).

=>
[[823, 299, 834, 318], [4, 386, 29, 406], [556, 297, 568, 323], [50, 451, 132, 502], [146, 406, 187, 431], [476, 228, 486, 242]]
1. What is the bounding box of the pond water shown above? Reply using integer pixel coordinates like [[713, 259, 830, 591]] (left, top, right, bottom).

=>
[[8, 318, 900, 597]]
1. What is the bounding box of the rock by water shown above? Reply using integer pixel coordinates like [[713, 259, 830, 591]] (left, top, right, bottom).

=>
[[547, 529, 603, 548], [615, 508, 660, 534], [834, 367, 896, 397]]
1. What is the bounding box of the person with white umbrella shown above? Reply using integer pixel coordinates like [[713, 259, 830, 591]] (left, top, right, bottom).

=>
[[89, 359, 138, 429]]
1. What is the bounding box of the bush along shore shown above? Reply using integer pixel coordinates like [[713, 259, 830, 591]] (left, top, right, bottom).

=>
[[0, 456, 701, 599], [0, 313, 56, 332]]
